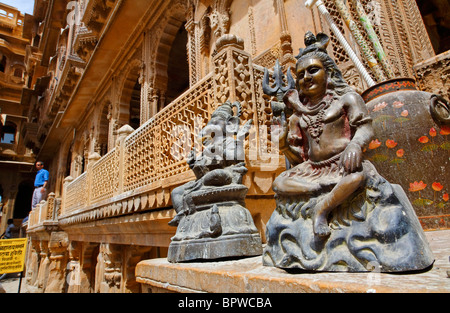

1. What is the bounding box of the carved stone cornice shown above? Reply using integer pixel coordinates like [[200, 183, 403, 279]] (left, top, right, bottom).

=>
[[82, 0, 117, 38], [73, 26, 98, 63], [49, 54, 85, 117]]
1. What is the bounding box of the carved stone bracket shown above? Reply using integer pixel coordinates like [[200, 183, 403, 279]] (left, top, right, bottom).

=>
[[73, 26, 98, 63], [82, 0, 117, 38]]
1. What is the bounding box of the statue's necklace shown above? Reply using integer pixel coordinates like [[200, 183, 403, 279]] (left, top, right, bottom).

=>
[[303, 106, 326, 143], [302, 95, 334, 143]]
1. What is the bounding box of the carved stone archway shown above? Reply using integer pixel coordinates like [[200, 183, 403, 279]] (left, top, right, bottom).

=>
[[116, 58, 142, 130], [95, 100, 111, 156], [144, 1, 190, 113]]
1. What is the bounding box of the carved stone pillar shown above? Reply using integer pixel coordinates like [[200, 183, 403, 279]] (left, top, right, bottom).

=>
[[80, 243, 99, 293], [185, 13, 199, 86], [276, 0, 295, 68], [61, 176, 74, 216], [138, 63, 149, 125], [45, 232, 69, 293], [66, 241, 82, 293], [158, 90, 166, 111], [108, 117, 118, 150], [148, 87, 157, 117], [36, 240, 50, 292], [122, 246, 152, 293], [116, 125, 134, 194], [46, 192, 56, 220], [212, 34, 257, 122], [87, 152, 101, 169], [25, 239, 41, 287], [95, 243, 123, 293]]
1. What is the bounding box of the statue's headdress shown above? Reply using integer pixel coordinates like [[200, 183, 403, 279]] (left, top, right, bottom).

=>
[[211, 101, 242, 120], [295, 31, 330, 60]]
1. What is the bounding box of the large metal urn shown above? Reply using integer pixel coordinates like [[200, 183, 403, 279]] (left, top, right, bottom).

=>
[[362, 78, 450, 229]]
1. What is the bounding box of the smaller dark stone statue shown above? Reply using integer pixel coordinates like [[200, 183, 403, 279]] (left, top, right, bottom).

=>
[[168, 101, 262, 262], [262, 31, 434, 272]]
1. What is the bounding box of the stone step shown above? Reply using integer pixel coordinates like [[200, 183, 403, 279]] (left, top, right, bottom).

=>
[[136, 229, 450, 293]]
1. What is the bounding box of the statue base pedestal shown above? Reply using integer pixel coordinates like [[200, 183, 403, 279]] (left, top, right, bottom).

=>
[[168, 188, 262, 262], [263, 164, 434, 272], [168, 233, 262, 263]]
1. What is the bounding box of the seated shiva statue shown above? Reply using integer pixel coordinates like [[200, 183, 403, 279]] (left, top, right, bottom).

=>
[[263, 31, 434, 272]]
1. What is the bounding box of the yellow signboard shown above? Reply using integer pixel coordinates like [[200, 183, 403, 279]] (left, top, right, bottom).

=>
[[0, 238, 27, 274]]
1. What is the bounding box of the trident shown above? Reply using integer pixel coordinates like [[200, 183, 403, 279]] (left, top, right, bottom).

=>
[[262, 60, 296, 168], [262, 59, 296, 106]]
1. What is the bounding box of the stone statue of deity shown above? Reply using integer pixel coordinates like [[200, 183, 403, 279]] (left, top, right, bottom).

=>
[[262, 31, 434, 272], [167, 101, 262, 263]]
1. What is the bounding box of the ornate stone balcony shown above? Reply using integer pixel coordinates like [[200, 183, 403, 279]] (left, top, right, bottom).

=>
[[71, 0, 118, 64], [0, 4, 24, 35], [48, 53, 85, 117], [73, 25, 98, 63]]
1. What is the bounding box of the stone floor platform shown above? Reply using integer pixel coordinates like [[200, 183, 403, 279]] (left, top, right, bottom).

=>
[[136, 230, 450, 293]]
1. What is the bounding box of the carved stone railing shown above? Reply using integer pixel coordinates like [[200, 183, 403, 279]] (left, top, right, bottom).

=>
[[123, 73, 213, 193], [27, 193, 61, 231], [50, 35, 284, 228], [90, 148, 119, 203], [61, 172, 88, 216]]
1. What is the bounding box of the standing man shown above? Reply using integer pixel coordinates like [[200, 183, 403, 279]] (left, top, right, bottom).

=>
[[32, 161, 49, 210]]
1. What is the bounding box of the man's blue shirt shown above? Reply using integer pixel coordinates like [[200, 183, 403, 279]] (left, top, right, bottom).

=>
[[34, 169, 49, 187]]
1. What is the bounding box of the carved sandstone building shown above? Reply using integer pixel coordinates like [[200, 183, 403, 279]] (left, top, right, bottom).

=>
[[6, 0, 448, 292], [0, 3, 35, 236]]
